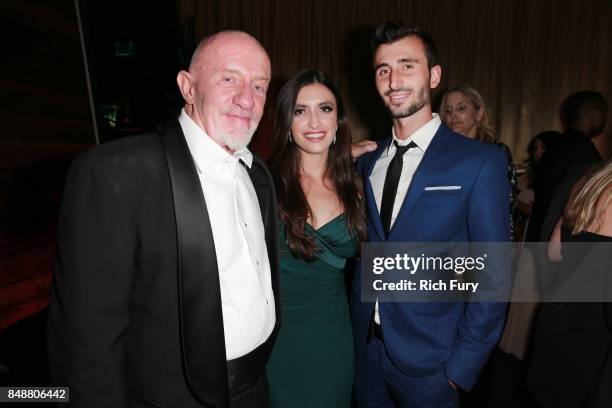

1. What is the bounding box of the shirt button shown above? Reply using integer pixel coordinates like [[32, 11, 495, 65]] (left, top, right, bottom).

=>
[[244, 222, 248, 227]]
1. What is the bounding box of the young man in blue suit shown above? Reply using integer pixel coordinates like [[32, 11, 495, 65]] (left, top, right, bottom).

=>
[[352, 22, 510, 408]]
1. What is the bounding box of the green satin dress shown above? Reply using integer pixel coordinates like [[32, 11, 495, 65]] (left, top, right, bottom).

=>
[[267, 214, 357, 408]]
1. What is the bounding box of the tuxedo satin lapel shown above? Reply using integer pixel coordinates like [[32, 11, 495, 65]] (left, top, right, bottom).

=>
[[160, 121, 229, 408], [244, 159, 271, 234], [364, 140, 390, 241], [389, 128, 448, 239]]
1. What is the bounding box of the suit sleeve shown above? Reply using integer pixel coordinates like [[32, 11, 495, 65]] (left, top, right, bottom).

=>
[[444, 148, 511, 390], [47, 152, 134, 408]]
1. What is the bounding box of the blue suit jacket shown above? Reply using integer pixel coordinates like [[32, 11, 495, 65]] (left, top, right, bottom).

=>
[[351, 124, 510, 391]]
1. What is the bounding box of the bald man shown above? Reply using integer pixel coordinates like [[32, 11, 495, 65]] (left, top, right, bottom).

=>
[[48, 31, 280, 408]]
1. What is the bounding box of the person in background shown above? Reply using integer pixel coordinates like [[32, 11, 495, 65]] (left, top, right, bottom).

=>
[[526, 90, 606, 243], [440, 84, 518, 241], [266, 69, 366, 408], [515, 131, 563, 238], [528, 159, 612, 408], [492, 131, 562, 408]]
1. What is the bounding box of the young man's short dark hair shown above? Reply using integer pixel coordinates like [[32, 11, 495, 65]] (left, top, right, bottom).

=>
[[371, 21, 439, 70]]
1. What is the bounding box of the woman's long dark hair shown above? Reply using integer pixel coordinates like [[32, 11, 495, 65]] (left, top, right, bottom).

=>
[[269, 69, 367, 261], [525, 130, 562, 184]]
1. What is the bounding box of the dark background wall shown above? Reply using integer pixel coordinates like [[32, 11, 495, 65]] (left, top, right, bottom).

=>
[[0, 0, 183, 235], [180, 0, 612, 160], [2, 0, 610, 154], [1, 0, 91, 143]]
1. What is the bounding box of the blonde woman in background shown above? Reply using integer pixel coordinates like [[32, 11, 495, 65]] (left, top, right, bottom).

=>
[[528, 160, 612, 408], [440, 84, 496, 143], [440, 84, 517, 241]]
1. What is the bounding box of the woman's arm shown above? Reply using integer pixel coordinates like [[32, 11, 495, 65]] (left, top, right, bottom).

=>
[[547, 217, 563, 262]]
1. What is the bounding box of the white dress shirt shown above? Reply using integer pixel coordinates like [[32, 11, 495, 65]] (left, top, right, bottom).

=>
[[370, 113, 441, 324], [178, 110, 275, 360]]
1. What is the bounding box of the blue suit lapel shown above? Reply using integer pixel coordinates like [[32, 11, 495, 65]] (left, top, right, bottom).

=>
[[363, 139, 391, 241], [389, 127, 449, 238]]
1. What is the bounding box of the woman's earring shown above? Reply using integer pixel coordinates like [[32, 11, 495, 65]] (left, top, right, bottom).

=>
[[288, 132, 293, 143], [476, 120, 481, 129], [333, 127, 338, 144]]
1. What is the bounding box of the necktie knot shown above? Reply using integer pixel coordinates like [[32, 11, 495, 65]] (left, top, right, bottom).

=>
[[394, 140, 418, 156]]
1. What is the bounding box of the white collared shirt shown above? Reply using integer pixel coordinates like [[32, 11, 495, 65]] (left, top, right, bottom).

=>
[[178, 109, 275, 360], [370, 113, 441, 324], [370, 114, 441, 228]]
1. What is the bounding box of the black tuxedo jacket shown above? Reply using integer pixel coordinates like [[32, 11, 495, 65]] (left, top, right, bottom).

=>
[[47, 120, 281, 408]]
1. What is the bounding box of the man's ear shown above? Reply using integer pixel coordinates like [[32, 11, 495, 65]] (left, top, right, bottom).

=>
[[430, 65, 442, 89], [176, 70, 194, 104]]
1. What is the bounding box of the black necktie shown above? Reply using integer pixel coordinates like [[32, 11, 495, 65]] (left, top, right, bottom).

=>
[[380, 140, 418, 235]]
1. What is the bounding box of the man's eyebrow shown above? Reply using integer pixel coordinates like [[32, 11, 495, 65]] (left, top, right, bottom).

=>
[[374, 62, 390, 71], [398, 57, 418, 64], [374, 57, 419, 71], [221, 68, 270, 82], [220, 68, 240, 76]]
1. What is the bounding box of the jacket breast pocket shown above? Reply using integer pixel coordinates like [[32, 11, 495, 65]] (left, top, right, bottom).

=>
[[422, 188, 462, 197]]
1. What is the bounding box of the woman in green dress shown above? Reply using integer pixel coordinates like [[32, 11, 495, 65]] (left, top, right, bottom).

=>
[[266, 69, 367, 407]]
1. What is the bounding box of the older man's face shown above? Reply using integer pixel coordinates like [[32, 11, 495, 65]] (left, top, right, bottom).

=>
[[182, 33, 271, 152]]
